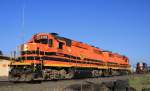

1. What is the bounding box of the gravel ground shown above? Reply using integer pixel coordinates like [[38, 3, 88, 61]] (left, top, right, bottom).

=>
[[0, 76, 8, 81], [0, 75, 136, 91]]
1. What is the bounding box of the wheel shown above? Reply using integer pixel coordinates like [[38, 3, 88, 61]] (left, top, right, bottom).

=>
[[25, 74, 33, 82], [59, 69, 67, 79], [102, 70, 109, 77], [98, 70, 103, 76], [65, 70, 74, 79], [92, 70, 99, 77], [20, 74, 26, 81]]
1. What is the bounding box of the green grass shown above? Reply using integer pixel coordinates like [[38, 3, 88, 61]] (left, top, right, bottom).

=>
[[128, 74, 150, 91]]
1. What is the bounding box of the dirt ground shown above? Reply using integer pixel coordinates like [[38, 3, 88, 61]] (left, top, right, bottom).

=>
[[0, 75, 141, 91]]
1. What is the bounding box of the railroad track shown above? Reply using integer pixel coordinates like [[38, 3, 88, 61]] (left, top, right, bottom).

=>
[[0, 74, 140, 83], [0, 74, 147, 91]]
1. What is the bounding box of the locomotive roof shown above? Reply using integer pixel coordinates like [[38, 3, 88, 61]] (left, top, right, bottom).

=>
[[33, 33, 127, 58]]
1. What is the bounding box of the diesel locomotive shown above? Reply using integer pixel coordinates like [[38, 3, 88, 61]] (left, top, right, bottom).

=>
[[9, 33, 131, 81]]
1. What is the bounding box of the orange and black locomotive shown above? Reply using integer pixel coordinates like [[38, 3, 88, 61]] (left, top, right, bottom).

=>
[[9, 33, 131, 81]]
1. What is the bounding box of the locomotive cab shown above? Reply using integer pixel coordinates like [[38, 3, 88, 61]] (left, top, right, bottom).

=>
[[9, 34, 54, 81]]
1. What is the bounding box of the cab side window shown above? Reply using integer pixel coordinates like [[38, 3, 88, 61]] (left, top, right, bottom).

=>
[[48, 39, 53, 47], [58, 42, 64, 49]]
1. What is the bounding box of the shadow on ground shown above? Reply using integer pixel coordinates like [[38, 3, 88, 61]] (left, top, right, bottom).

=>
[[63, 80, 136, 91]]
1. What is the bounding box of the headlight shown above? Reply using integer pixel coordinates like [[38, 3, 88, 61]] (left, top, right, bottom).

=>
[[23, 44, 28, 51]]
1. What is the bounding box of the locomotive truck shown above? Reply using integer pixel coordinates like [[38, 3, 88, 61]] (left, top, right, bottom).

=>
[[9, 33, 131, 82]]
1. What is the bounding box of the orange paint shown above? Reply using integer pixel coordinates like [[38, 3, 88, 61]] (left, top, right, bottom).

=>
[[12, 33, 130, 70]]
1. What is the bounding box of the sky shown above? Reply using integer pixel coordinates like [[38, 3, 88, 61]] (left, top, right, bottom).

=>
[[0, 0, 150, 66]]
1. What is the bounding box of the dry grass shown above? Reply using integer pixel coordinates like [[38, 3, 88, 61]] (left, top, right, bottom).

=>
[[128, 74, 150, 91]]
